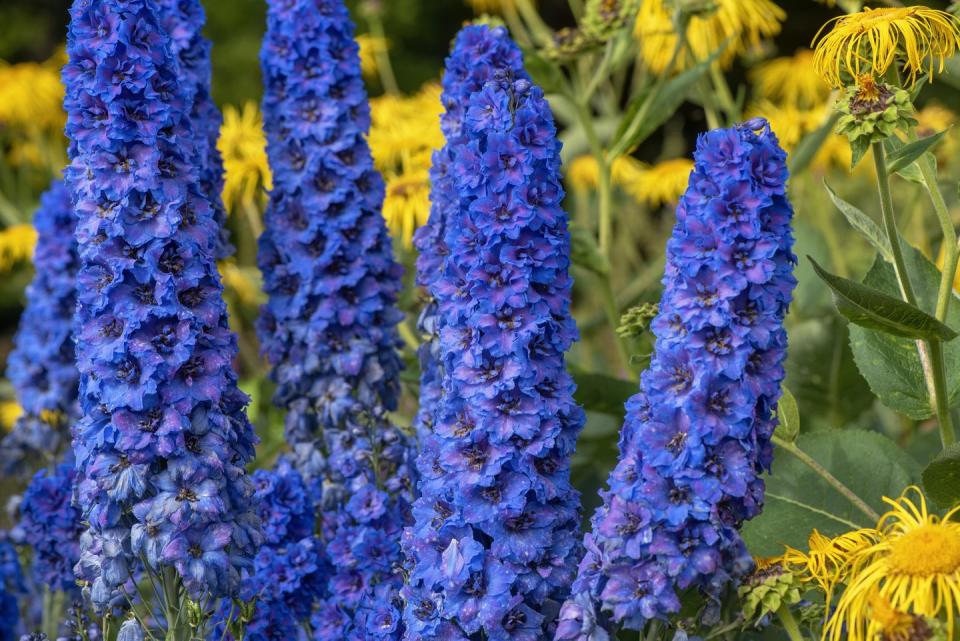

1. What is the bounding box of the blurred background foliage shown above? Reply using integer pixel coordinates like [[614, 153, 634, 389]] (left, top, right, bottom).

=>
[[1, 0, 959, 529]]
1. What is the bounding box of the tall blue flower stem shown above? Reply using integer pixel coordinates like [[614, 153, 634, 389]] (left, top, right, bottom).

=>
[[557, 120, 797, 639], [257, 0, 414, 638], [63, 0, 261, 632], [403, 28, 585, 641], [1, 180, 79, 475]]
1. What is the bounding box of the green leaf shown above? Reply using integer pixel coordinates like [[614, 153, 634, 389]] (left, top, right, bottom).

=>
[[883, 136, 925, 184], [788, 112, 841, 176], [742, 430, 920, 556], [571, 370, 636, 419], [849, 246, 960, 419], [569, 223, 610, 276], [823, 182, 893, 263], [776, 387, 800, 443], [613, 47, 723, 155], [786, 317, 873, 428], [850, 136, 870, 169], [922, 443, 960, 509], [809, 256, 957, 341], [520, 48, 566, 95], [886, 129, 949, 175]]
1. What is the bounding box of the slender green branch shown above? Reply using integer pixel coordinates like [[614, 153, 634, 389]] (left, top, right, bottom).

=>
[[916, 156, 959, 322], [365, 12, 399, 95], [772, 435, 881, 523], [872, 142, 918, 306], [928, 340, 957, 447], [777, 605, 805, 641], [514, 0, 554, 47], [708, 63, 740, 124], [583, 39, 616, 104]]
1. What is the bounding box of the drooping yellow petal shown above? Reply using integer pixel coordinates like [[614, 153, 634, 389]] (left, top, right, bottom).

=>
[[218, 102, 272, 213], [813, 6, 960, 87]]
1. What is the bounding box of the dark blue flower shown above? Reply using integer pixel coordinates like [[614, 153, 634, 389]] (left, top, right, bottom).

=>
[[411, 24, 526, 447], [1, 180, 79, 476], [256, 1, 415, 638], [63, 0, 262, 609], [0, 537, 24, 641], [558, 120, 796, 637], [16, 464, 83, 594], [403, 27, 585, 640]]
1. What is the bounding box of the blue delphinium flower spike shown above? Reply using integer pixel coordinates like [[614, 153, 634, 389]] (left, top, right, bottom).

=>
[[1, 180, 79, 475], [557, 120, 796, 638], [258, 1, 415, 638], [0, 537, 24, 641], [158, 0, 231, 259], [16, 464, 83, 595], [411, 24, 526, 448], [63, 0, 261, 609], [402, 46, 586, 641]]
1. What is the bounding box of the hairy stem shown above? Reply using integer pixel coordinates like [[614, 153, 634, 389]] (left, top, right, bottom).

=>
[[772, 435, 881, 523]]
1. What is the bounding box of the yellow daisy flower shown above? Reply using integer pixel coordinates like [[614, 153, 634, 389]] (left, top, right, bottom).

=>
[[782, 528, 879, 598], [383, 169, 432, 249], [635, 0, 785, 73], [0, 55, 65, 133], [466, 0, 531, 14], [751, 49, 831, 109], [219, 260, 265, 306], [825, 487, 960, 641], [218, 102, 272, 213], [0, 224, 38, 272], [356, 34, 387, 78], [565, 155, 647, 193], [624, 158, 694, 208], [369, 84, 443, 245], [813, 6, 960, 88], [0, 401, 22, 433]]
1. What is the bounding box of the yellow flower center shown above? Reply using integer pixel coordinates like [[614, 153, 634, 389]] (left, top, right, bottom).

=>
[[888, 524, 960, 577]]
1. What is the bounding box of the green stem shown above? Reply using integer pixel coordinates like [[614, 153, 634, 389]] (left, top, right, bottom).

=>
[[583, 40, 616, 104], [708, 63, 740, 124], [772, 435, 881, 523], [928, 340, 957, 447], [918, 157, 958, 322], [365, 12, 399, 95], [777, 605, 804, 641], [874, 143, 956, 447], [608, 30, 686, 160], [514, 0, 553, 47], [872, 142, 917, 306]]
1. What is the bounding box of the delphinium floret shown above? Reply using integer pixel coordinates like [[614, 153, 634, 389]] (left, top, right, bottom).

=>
[[62, 0, 261, 611], [1, 537, 24, 641], [402, 46, 586, 641], [556, 119, 796, 639], [158, 0, 231, 259], [212, 460, 325, 640], [1, 180, 79, 475], [410, 24, 526, 448], [15, 464, 83, 595], [257, 1, 415, 639]]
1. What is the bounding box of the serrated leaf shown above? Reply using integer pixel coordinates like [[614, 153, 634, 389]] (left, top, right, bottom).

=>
[[742, 430, 921, 556], [785, 317, 873, 428], [809, 256, 957, 341], [922, 443, 960, 509], [849, 246, 960, 419], [612, 47, 723, 155], [823, 182, 893, 263], [886, 129, 949, 175], [776, 387, 800, 443]]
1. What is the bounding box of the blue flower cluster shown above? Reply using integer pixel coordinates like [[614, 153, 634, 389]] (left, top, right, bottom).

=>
[[257, 1, 414, 639], [557, 120, 796, 638], [157, 0, 231, 260], [402, 37, 586, 641], [16, 464, 83, 594], [411, 25, 526, 447], [63, 0, 261, 607], [2, 180, 79, 475], [1, 537, 24, 641], [213, 461, 324, 641]]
